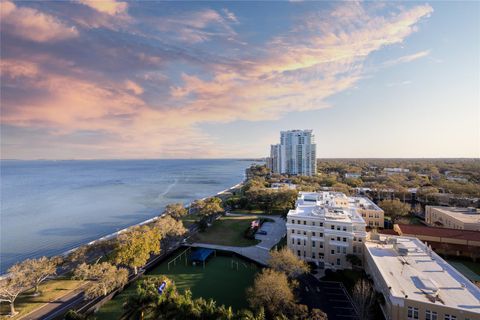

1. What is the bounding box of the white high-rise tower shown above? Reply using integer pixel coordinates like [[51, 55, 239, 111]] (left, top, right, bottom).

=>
[[267, 130, 316, 176]]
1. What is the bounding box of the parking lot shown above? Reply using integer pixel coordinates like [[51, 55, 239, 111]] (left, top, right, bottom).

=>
[[297, 274, 359, 320]]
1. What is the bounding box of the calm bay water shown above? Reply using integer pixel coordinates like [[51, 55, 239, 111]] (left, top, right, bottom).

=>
[[0, 159, 252, 273]]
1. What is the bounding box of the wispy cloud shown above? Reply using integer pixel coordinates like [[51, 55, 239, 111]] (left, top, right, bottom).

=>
[[77, 0, 128, 15], [383, 50, 431, 67], [0, 2, 434, 159]]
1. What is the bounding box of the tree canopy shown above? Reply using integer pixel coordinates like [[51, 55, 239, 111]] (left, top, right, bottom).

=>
[[74, 262, 128, 299], [268, 248, 309, 278]]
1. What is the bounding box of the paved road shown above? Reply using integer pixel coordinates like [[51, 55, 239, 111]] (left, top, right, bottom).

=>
[[20, 284, 88, 320], [189, 214, 286, 265]]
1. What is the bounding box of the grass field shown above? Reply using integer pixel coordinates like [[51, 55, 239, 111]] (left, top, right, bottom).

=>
[[189, 216, 261, 247], [0, 278, 84, 319], [230, 209, 265, 215], [96, 251, 258, 320]]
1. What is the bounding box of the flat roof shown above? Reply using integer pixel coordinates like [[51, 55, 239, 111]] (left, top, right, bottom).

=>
[[428, 206, 480, 224], [365, 237, 480, 313]]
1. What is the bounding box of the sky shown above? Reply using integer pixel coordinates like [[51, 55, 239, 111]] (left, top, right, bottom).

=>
[[1, 0, 479, 159]]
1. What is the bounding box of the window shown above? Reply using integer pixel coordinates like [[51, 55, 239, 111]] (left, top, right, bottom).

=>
[[444, 315, 456, 320], [291, 220, 295, 224], [343, 237, 347, 242], [337, 237, 341, 241], [312, 222, 315, 226], [312, 241, 316, 247], [331, 250, 335, 255], [336, 258, 340, 265], [320, 233, 323, 237], [297, 220, 300, 224], [312, 232, 316, 236], [358, 238, 362, 242], [312, 253, 316, 259], [342, 247, 346, 254], [292, 238, 294, 244], [297, 250, 301, 256], [303, 221, 306, 225], [303, 231, 306, 235], [343, 226, 347, 231], [303, 239, 306, 245], [303, 251, 306, 257], [426, 310, 437, 320], [331, 225, 335, 230], [297, 230, 300, 234], [336, 226, 340, 231], [297, 239, 301, 245], [320, 222, 323, 227], [320, 243, 323, 248], [291, 230, 294, 234], [407, 307, 418, 319]]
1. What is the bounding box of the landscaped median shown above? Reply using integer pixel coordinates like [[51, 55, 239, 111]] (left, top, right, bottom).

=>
[[0, 277, 84, 319]]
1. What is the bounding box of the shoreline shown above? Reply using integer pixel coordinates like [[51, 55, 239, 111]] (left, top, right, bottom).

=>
[[61, 180, 244, 258]]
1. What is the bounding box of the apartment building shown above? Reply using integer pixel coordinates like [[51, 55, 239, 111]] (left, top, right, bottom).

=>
[[267, 130, 316, 176], [425, 206, 480, 231], [286, 192, 367, 269], [364, 235, 480, 320]]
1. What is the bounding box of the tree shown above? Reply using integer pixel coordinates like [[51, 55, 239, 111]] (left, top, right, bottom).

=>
[[124, 277, 166, 320], [74, 262, 128, 299], [379, 199, 410, 223], [352, 278, 376, 320], [19, 257, 57, 295], [0, 264, 32, 315], [163, 203, 188, 220], [346, 254, 362, 267], [114, 225, 159, 275], [247, 269, 296, 318], [152, 215, 187, 238], [268, 248, 309, 278]]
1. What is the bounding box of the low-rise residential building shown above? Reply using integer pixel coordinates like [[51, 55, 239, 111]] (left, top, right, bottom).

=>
[[365, 235, 480, 320], [286, 192, 367, 270], [393, 224, 480, 260], [384, 168, 410, 175], [269, 182, 297, 190], [425, 206, 480, 231], [344, 172, 361, 179]]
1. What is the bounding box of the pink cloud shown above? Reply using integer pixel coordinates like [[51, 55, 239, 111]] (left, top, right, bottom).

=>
[[77, 0, 128, 15], [1, 3, 434, 159], [0, 1, 78, 42]]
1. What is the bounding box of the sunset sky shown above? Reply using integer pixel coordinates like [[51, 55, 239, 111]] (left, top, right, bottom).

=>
[[1, 1, 479, 159]]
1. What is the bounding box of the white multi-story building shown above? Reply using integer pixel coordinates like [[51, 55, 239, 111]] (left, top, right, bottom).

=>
[[267, 130, 316, 176], [365, 235, 480, 320], [286, 191, 367, 269]]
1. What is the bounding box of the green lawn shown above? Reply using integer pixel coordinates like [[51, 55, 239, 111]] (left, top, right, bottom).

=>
[[0, 278, 84, 319], [96, 252, 259, 320], [230, 209, 265, 215], [189, 216, 261, 247]]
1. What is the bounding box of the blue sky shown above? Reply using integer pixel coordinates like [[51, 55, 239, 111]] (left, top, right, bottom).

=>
[[1, 1, 478, 159]]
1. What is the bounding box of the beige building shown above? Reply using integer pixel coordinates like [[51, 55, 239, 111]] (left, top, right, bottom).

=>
[[425, 206, 480, 231], [286, 192, 367, 270], [349, 196, 384, 228], [364, 236, 480, 320]]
